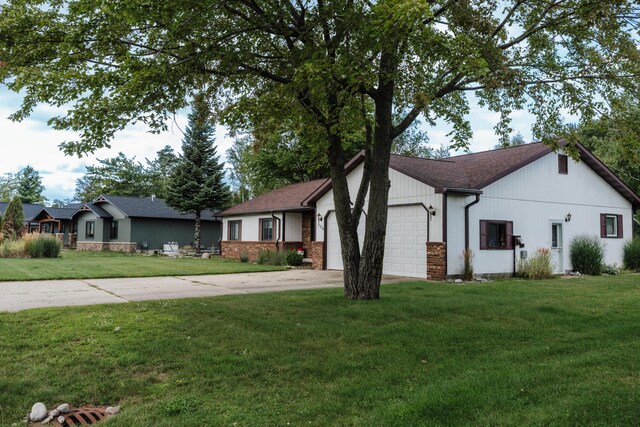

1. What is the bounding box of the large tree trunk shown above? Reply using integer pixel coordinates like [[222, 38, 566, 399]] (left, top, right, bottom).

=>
[[194, 211, 201, 250], [327, 134, 363, 298], [341, 47, 398, 300], [356, 49, 396, 300]]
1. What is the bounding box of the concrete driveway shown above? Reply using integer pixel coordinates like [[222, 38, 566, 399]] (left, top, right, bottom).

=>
[[0, 270, 410, 312]]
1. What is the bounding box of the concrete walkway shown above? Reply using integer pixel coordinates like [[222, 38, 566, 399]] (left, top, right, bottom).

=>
[[0, 270, 409, 312]]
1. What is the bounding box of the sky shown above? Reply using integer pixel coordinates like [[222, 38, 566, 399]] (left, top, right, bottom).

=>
[[0, 85, 537, 203]]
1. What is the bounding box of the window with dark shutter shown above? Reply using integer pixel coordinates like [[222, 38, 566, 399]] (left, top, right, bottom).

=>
[[558, 154, 568, 174], [480, 220, 513, 250], [228, 220, 241, 241], [600, 213, 623, 238], [259, 218, 273, 241]]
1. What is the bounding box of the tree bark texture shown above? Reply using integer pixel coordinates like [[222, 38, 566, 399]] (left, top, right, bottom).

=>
[[194, 212, 201, 250]]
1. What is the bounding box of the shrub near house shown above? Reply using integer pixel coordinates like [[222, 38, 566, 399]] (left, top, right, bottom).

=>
[[0, 234, 61, 258]]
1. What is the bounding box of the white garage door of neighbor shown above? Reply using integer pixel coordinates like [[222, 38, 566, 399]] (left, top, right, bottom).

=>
[[325, 205, 428, 278]]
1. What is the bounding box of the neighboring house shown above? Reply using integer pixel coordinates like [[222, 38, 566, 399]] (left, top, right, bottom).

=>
[[73, 195, 223, 252], [221, 141, 640, 279], [0, 202, 45, 234], [32, 206, 78, 247], [220, 180, 326, 263]]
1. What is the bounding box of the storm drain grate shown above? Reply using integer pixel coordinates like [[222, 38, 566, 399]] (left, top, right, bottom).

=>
[[51, 407, 107, 426]]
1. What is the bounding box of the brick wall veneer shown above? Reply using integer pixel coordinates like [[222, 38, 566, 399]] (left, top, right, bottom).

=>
[[301, 212, 314, 257], [311, 241, 324, 270], [76, 241, 137, 253], [427, 242, 446, 281], [221, 241, 302, 262]]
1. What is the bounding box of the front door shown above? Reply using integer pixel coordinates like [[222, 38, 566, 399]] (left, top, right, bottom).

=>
[[551, 222, 563, 274]]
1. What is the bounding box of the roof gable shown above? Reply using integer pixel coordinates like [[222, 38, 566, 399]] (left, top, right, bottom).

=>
[[307, 141, 640, 208], [0, 202, 46, 222]]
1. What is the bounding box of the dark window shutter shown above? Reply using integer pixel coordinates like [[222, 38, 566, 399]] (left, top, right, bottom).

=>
[[600, 214, 606, 238], [258, 218, 263, 240], [617, 214, 623, 238], [238, 220, 242, 241], [506, 221, 514, 249], [480, 220, 487, 249]]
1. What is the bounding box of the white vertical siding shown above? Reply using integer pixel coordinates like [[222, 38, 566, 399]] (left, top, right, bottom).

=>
[[457, 151, 633, 275], [284, 212, 302, 241], [446, 195, 469, 275], [315, 163, 443, 242]]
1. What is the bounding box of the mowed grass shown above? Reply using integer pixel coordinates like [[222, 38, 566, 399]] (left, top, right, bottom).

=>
[[1, 276, 640, 426], [0, 250, 284, 281]]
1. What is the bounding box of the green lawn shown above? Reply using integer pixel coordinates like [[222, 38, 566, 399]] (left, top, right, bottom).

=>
[[0, 250, 284, 281], [1, 275, 639, 425]]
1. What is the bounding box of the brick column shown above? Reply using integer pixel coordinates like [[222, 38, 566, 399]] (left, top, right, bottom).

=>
[[427, 242, 446, 281], [311, 241, 325, 270]]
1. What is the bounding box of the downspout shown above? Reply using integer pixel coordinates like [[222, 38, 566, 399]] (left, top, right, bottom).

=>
[[464, 194, 481, 250], [272, 212, 281, 251], [281, 211, 286, 244]]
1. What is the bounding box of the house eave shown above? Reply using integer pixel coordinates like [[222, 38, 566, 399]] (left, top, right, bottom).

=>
[[220, 206, 315, 217]]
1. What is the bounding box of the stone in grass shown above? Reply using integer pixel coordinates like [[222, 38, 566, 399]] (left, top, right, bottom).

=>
[[56, 403, 70, 413], [41, 415, 54, 425], [202, 253, 210, 259], [454, 279, 463, 284], [29, 402, 48, 422], [57, 416, 66, 424], [106, 406, 121, 415], [48, 409, 60, 418]]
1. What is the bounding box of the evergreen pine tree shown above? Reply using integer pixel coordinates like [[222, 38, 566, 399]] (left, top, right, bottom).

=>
[[1, 196, 25, 240], [166, 95, 230, 249], [16, 165, 46, 204]]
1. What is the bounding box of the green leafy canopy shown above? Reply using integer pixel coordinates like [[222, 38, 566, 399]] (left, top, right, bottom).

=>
[[0, 0, 638, 155]]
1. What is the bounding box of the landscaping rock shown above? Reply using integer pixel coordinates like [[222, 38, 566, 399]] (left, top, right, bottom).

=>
[[41, 415, 54, 425], [106, 405, 121, 415], [57, 416, 66, 424], [29, 402, 47, 422], [56, 403, 70, 413], [49, 409, 60, 418], [202, 253, 210, 259], [454, 279, 463, 284]]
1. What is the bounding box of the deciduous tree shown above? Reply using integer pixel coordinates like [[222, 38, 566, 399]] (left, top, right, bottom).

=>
[[1, 0, 638, 298]]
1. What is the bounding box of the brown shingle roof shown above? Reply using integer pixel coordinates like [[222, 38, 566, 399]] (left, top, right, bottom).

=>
[[220, 179, 327, 216], [389, 142, 551, 192], [226, 141, 640, 212]]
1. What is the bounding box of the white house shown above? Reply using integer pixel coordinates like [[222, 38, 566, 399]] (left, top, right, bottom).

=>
[[221, 141, 640, 279]]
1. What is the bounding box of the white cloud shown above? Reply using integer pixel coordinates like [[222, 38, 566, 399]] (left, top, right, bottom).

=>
[[0, 88, 235, 202]]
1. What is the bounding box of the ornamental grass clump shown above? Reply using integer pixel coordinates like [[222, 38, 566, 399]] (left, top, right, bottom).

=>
[[256, 249, 284, 266], [623, 238, 640, 272], [517, 248, 554, 279], [569, 235, 605, 275], [460, 249, 474, 281], [25, 234, 62, 258], [0, 239, 27, 258]]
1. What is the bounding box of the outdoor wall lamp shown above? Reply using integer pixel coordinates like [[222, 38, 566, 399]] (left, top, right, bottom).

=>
[[565, 212, 572, 222], [427, 205, 436, 217], [317, 213, 324, 229]]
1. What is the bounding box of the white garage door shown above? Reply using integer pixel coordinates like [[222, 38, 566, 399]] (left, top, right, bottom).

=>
[[325, 205, 428, 278]]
